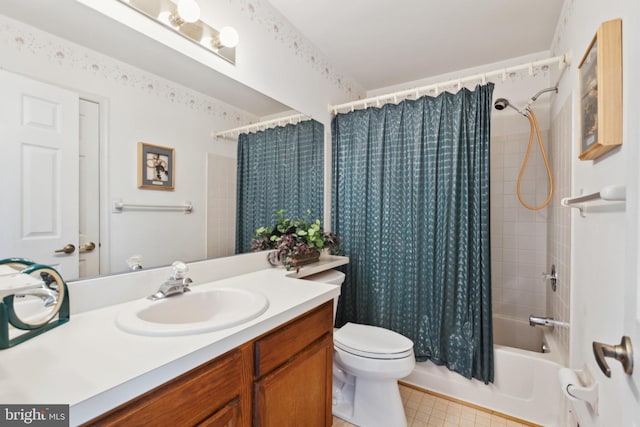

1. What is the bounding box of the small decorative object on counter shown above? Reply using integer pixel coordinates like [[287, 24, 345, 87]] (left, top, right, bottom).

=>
[[252, 209, 341, 271], [0, 258, 70, 349]]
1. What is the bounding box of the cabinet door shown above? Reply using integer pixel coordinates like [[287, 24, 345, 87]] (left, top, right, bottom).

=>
[[254, 334, 332, 427], [197, 398, 240, 427]]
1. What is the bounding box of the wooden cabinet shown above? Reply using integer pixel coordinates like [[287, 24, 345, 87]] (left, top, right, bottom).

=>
[[253, 301, 333, 427], [82, 301, 333, 427], [82, 343, 252, 427]]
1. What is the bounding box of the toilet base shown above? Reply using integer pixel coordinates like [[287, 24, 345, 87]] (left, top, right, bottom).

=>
[[332, 373, 407, 427]]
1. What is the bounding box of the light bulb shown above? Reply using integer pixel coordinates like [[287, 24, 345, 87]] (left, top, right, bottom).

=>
[[177, 0, 200, 23], [200, 36, 214, 48], [218, 26, 239, 48], [158, 11, 179, 27]]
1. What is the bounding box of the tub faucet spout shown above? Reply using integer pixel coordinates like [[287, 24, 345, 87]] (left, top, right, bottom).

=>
[[529, 315, 552, 327], [529, 315, 568, 328]]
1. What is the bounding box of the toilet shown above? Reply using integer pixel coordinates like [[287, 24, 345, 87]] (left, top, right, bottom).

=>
[[306, 270, 415, 427]]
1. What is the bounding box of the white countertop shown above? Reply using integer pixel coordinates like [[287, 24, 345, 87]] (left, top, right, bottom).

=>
[[0, 255, 348, 426]]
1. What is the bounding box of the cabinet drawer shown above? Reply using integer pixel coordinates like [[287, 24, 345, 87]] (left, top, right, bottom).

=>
[[254, 300, 333, 377], [83, 344, 251, 427]]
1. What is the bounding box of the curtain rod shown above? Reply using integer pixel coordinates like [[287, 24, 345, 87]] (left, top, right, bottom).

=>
[[328, 54, 570, 115], [213, 113, 310, 140]]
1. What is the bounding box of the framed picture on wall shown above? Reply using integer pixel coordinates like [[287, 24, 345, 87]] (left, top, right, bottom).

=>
[[578, 18, 622, 160], [138, 142, 175, 190]]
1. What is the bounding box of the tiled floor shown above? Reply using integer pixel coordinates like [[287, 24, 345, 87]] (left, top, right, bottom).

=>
[[332, 384, 536, 427]]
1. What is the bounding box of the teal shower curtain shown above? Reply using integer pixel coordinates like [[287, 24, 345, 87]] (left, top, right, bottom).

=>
[[331, 84, 494, 383], [236, 119, 324, 253]]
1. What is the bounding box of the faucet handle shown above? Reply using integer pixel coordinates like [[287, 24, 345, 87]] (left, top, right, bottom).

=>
[[542, 264, 558, 291], [171, 261, 188, 279], [126, 255, 143, 271]]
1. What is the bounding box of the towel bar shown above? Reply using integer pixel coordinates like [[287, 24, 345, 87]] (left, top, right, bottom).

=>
[[112, 199, 193, 214], [561, 185, 625, 217]]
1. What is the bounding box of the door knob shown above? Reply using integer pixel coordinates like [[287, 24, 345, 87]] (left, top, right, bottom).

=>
[[592, 336, 634, 377], [79, 242, 96, 253], [54, 244, 76, 254]]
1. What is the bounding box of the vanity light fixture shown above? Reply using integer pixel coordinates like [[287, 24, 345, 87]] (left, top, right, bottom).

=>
[[217, 26, 240, 49], [176, 0, 200, 23], [118, 0, 238, 64], [201, 27, 240, 49]]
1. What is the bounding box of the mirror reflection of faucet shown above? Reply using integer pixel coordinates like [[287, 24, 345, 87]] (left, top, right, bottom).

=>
[[14, 287, 59, 308], [529, 315, 569, 328], [0, 259, 71, 349], [126, 255, 143, 271], [147, 261, 192, 301]]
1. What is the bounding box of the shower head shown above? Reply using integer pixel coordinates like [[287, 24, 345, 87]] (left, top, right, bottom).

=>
[[494, 97, 527, 116], [494, 98, 510, 110]]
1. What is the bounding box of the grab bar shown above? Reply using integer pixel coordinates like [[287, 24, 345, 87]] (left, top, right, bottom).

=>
[[112, 199, 193, 214], [561, 185, 625, 217]]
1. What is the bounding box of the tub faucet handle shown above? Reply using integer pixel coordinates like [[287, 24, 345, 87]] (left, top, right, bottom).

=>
[[541, 264, 557, 291]]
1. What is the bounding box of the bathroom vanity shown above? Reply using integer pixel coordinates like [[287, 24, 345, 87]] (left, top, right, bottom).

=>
[[84, 301, 333, 426], [0, 253, 347, 426]]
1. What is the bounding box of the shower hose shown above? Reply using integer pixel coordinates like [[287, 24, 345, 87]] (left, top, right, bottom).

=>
[[517, 109, 553, 210]]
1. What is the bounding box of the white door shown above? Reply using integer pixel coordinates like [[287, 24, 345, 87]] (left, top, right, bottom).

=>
[[78, 99, 100, 277], [622, 268, 640, 426], [0, 69, 79, 279]]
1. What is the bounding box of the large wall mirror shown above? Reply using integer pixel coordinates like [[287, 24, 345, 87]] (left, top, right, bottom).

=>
[[0, 0, 318, 281]]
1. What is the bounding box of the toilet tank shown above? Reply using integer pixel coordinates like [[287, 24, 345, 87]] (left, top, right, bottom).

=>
[[304, 269, 345, 323]]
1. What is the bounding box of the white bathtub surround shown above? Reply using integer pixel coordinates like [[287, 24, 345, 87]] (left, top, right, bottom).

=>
[[403, 338, 563, 426], [0, 253, 348, 425]]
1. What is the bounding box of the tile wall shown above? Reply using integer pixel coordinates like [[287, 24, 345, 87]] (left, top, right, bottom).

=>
[[546, 97, 572, 364], [206, 154, 238, 258], [490, 125, 551, 321]]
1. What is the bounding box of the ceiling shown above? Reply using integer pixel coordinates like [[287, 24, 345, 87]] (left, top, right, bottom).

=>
[[265, 0, 566, 92]]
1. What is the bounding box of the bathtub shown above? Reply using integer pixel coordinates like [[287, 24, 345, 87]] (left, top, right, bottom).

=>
[[402, 317, 563, 426], [493, 314, 544, 352]]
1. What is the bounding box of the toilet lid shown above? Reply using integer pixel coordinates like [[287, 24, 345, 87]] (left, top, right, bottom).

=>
[[334, 323, 414, 360]]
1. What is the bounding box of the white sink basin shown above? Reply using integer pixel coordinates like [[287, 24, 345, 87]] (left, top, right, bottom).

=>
[[116, 287, 269, 336]]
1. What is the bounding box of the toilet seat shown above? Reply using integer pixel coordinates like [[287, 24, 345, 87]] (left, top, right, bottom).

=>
[[334, 322, 414, 360]]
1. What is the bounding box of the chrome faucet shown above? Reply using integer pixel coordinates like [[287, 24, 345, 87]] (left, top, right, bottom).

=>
[[529, 315, 569, 328], [148, 261, 192, 301], [0, 275, 57, 307], [15, 287, 59, 307]]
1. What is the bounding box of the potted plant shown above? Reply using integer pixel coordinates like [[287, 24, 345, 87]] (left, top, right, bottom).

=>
[[251, 209, 341, 271]]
